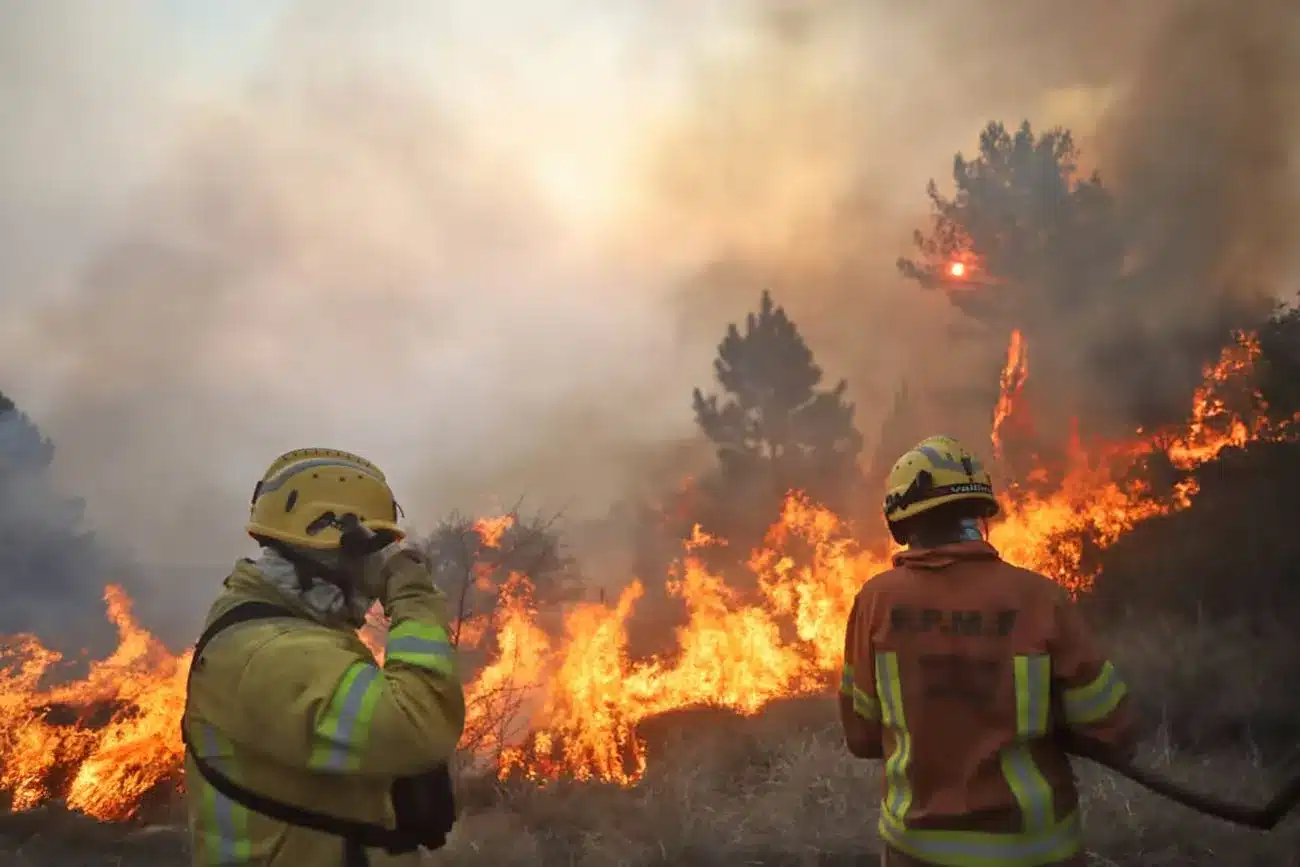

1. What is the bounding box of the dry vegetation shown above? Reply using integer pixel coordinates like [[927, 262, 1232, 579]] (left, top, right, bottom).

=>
[[429, 613, 1300, 867], [1, 615, 1294, 866]]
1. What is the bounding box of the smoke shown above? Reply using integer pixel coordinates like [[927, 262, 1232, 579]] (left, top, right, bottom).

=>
[[1085, 0, 1300, 423], [0, 1, 1296, 632], [637, 0, 1300, 447], [2, 3, 699, 597], [1102, 0, 1300, 291]]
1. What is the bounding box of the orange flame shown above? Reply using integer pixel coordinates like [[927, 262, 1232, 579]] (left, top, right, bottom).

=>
[[473, 515, 515, 549], [991, 328, 1029, 460], [1165, 332, 1271, 468], [0, 330, 1284, 818], [0, 587, 189, 820]]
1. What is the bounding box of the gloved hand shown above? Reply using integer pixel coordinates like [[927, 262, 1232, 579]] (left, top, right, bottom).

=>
[[351, 542, 424, 601]]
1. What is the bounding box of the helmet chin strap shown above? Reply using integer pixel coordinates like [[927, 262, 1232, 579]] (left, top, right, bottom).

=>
[[253, 514, 396, 627]]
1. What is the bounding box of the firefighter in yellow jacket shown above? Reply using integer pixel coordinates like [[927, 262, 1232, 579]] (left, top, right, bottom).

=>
[[841, 436, 1136, 867], [182, 448, 466, 867]]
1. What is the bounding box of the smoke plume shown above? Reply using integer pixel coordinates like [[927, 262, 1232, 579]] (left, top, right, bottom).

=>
[[639, 0, 1300, 448]]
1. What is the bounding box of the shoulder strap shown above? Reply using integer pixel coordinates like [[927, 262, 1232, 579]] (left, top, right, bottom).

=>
[[192, 600, 298, 659], [182, 601, 399, 851]]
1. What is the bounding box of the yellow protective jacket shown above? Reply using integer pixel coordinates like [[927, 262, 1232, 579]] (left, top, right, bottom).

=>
[[183, 554, 466, 867]]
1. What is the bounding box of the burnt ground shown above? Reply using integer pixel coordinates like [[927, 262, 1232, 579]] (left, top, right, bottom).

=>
[[1, 615, 1298, 866]]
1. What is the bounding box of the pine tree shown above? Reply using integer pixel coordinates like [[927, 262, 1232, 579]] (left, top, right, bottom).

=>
[[0, 391, 105, 640], [896, 119, 1259, 435], [897, 120, 1123, 333], [692, 291, 863, 538], [865, 381, 922, 493]]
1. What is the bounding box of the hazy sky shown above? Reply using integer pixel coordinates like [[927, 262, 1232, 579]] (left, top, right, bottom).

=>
[[1, 0, 1295, 618], [1, 1, 708, 567]]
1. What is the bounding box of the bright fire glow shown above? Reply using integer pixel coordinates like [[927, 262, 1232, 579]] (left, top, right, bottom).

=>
[[0, 331, 1289, 820]]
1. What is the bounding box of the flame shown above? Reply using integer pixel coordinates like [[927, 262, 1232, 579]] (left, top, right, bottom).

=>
[[0, 587, 189, 820], [473, 515, 515, 549], [1164, 332, 1271, 468], [0, 330, 1285, 818], [991, 328, 1029, 460], [949, 261, 966, 278]]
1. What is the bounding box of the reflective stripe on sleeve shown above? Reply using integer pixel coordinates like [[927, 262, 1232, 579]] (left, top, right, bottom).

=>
[[875, 651, 912, 820], [385, 620, 456, 677], [1001, 655, 1055, 832], [196, 724, 254, 865], [1063, 660, 1128, 725], [308, 661, 384, 771], [841, 663, 881, 720]]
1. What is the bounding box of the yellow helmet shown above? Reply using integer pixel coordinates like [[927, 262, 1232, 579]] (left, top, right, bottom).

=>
[[247, 448, 405, 550], [883, 435, 998, 534]]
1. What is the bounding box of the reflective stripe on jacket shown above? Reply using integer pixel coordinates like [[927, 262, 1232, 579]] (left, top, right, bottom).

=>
[[838, 540, 1135, 867], [184, 557, 466, 867]]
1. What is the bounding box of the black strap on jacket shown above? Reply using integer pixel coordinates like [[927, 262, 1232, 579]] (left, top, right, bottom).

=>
[[181, 601, 457, 865]]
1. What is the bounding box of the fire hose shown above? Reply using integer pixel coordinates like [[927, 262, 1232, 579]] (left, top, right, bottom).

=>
[[1061, 733, 1300, 830]]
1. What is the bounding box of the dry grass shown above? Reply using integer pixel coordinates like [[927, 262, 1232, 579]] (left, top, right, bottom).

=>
[[431, 706, 1299, 867], [430, 614, 1300, 867]]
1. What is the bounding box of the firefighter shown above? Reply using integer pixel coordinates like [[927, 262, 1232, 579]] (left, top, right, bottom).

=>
[[840, 435, 1136, 867], [182, 448, 466, 867]]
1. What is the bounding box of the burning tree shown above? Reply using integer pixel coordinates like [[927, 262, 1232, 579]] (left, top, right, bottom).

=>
[[897, 121, 1124, 455], [691, 290, 864, 553], [897, 120, 1122, 328], [420, 506, 582, 627], [1255, 299, 1300, 427], [411, 510, 583, 773], [897, 119, 1262, 445]]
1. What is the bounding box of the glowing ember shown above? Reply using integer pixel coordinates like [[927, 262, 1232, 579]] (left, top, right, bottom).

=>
[[949, 261, 966, 278], [0, 329, 1286, 818]]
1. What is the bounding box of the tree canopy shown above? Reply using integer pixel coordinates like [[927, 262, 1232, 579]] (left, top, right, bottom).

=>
[[898, 120, 1124, 332], [862, 381, 923, 498], [691, 291, 863, 542], [419, 506, 581, 624], [1256, 298, 1300, 427], [0, 391, 106, 641], [898, 119, 1260, 438]]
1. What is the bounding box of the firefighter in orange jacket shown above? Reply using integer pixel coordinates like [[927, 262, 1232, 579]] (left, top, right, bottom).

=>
[[840, 435, 1136, 867]]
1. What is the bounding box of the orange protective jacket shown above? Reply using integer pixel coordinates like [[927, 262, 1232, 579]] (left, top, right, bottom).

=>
[[839, 540, 1135, 867]]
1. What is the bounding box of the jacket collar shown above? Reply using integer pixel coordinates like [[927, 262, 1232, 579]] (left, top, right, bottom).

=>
[[892, 539, 1001, 570], [223, 559, 356, 630]]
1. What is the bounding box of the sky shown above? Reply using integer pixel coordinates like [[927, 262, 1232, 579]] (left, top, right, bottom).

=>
[[0, 1, 1296, 629], [1, 0, 705, 567]]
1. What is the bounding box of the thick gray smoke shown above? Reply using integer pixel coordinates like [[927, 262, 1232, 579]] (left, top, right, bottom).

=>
[[0, 1, 1296, 636], [640, 0, 1300, 450], [1086, 0, 1300, 423], [1, 4, 701, 596]]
